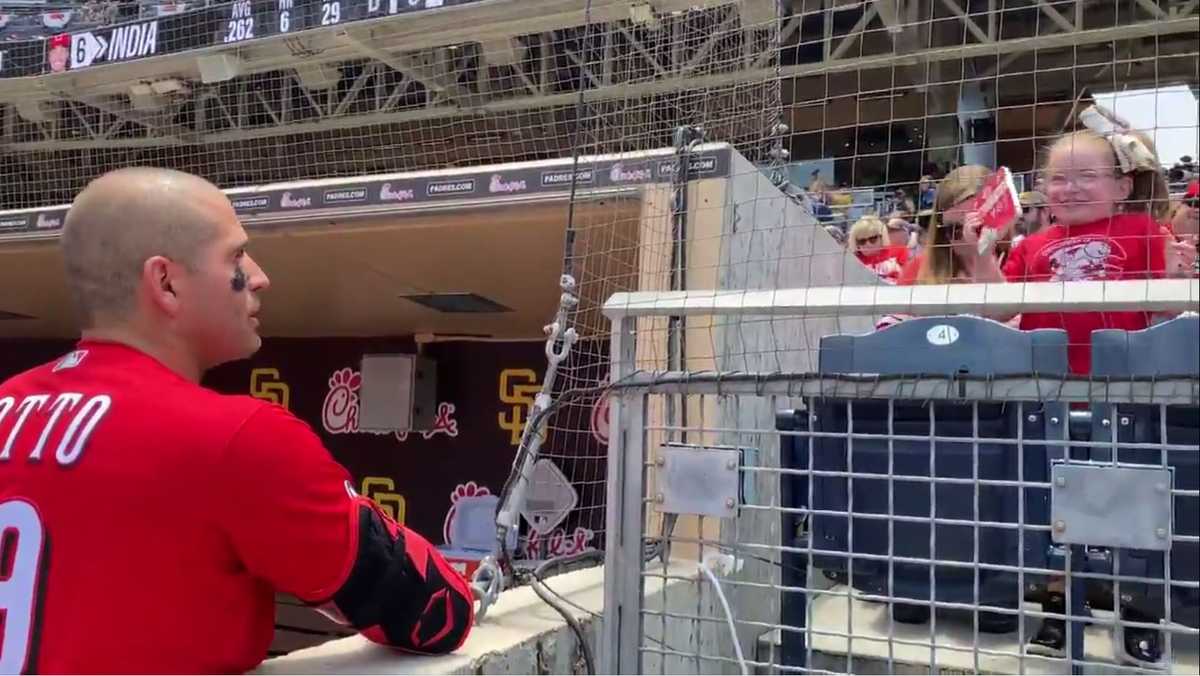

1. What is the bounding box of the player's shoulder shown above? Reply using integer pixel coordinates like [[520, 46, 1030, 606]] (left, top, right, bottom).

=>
[[154, 379, 278, 429]]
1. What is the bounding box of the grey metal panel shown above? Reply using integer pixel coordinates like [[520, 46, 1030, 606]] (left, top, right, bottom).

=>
[[1050, 463, 1174, 552]]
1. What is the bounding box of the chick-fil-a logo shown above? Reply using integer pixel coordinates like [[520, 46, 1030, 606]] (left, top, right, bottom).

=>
[[322, 368, 364, 434], [524, 526, 595, 558], [442, 481, 492, 544], [322, 367, 458, 443]]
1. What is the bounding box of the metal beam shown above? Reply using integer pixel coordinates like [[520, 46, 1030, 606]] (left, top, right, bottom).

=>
[[616, 23, 670, 78], [59, 95, 195, 143], [679, 10, 740, 74], [1132, 0, 1168, 19], [1036, 0, 1076, 34], [873, 0, 902, 33], [829, 5, 879, 60], [938, 0, 992, 44], [339, 31, 472, 106]]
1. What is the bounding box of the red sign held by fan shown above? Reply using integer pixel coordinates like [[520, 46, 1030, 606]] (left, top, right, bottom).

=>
[[970, 166, 1023, 255]]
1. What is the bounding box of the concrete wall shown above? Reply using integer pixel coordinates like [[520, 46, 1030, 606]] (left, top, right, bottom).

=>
[[257, 564, 705, 676], [707, 155, 878, 673], [629, 152, 879, 673]]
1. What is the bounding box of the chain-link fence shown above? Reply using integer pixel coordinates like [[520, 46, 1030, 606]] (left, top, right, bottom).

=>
[[600, 284, 1197, 674]]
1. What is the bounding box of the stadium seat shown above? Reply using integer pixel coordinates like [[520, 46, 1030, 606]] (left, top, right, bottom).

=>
[[781, 316, 1069, 634], [1088, 315, 1200, 629]]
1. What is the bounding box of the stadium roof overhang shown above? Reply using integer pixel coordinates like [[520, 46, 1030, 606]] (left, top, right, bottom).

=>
[[0, 144, 736, 340], [0, 195, 640, 341]]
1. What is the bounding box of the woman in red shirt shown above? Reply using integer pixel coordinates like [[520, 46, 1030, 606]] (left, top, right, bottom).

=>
[[850, 214, 909, 284], [877, 166, 1010, 330], [895, 164, 1008, 286]]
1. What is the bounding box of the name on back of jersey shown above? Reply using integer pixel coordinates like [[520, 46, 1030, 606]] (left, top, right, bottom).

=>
[[0, 393, 112, 466]]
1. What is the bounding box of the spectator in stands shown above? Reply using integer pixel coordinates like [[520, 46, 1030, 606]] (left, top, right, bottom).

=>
[[1172, 181, 1199, 238], [895, 165, 1007, 286], [1007, 190, 1051, 258], [849, 214, 908, 284], [874, 165, 1012, 330], [917, 175, 936, 212], [885, 216, 913, 250], [1164, 180, 1199, 277], [1017, 190, 1050, 237], [807, 169, 828, 196], [79, 1, 104, 25], [891, 187, 916, 218], [1008, 106, 1171, 664]]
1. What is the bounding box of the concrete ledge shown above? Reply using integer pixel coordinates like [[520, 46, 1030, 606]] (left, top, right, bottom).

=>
[[256, 565, 604, 675], [257, 563, 699, 675]]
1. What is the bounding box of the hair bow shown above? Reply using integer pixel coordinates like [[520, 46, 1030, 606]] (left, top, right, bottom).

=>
[[1078, 104, 1160, 173]]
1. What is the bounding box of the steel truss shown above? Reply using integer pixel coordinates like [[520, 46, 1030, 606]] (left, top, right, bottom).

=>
[[0, 0, 1195, 210], [1, 0, 1194, 152]]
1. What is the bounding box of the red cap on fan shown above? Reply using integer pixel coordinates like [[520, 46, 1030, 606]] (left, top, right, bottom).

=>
[[49, 33, 70, 49]]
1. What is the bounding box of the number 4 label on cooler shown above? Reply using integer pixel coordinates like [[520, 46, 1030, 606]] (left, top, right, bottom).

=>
[[0, 499, 46, 674]]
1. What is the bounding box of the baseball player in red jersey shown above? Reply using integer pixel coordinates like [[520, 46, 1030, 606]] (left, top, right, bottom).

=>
[[0, 168, 473, 674]]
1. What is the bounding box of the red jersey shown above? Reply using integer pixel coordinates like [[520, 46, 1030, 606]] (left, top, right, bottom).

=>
[[856, 245, 909, 284], [896, 253, 922, 286], [0, 341, 359, 673], [1002, 213, 1167, 374]]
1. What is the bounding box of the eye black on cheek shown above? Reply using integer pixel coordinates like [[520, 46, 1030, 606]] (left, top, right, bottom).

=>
[[231, 264, 247, 292]]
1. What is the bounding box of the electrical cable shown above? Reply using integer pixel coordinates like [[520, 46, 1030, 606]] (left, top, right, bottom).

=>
[[699, 558, 750, 676], [524, 550, 603, 674]]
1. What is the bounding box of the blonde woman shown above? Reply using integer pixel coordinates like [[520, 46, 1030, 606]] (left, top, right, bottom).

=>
[[849, 214, 909, 284]]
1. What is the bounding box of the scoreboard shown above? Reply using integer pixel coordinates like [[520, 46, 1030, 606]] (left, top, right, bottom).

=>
[[0, 0, 470, 78], [216, 1, 449, 45]]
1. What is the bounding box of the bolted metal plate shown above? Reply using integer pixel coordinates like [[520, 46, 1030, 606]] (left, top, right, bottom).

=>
[[1051, 463, 1174, 551], [655, 443, 741, 518]]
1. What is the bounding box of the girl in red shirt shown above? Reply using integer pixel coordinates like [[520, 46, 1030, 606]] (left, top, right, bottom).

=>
[[1009, 114, 1170, 666], [1001, 126, 1169, 376]]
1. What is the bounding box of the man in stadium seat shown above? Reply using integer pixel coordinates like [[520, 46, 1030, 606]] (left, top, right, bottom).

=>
[[0, 168, 473, 674]]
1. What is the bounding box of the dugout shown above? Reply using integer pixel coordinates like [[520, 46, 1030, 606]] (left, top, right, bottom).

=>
[[0, 142, 875, 655]]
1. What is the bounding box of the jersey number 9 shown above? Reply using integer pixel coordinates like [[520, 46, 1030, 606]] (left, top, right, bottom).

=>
[[0, 499, 45, 675]]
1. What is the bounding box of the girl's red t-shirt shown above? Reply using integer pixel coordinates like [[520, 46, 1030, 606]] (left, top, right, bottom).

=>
[[1001, 213, 1167, 374]]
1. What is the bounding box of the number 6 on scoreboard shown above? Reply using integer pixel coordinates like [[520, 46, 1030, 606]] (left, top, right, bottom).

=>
[[0, 499, 45, 675]]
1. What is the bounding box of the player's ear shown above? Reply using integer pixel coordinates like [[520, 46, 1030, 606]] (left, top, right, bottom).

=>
[[144, 255, 183, 317]]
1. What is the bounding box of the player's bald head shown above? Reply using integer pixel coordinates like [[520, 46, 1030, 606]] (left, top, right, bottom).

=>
[[61, 168, 233, 328]]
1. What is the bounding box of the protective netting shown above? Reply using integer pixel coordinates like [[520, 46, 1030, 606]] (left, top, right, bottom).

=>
[[2, 1, 1198, 621], [521, 0, 1200, 571]]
